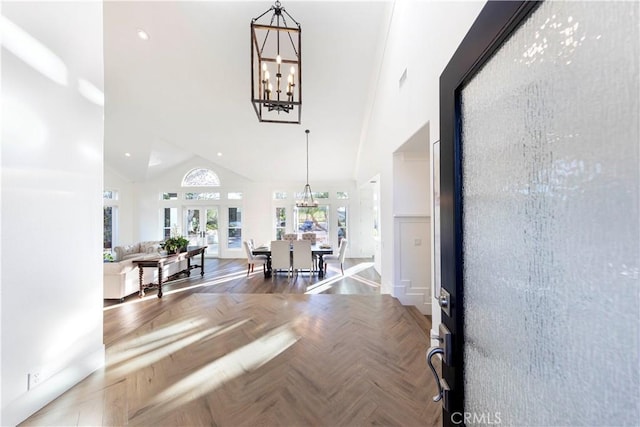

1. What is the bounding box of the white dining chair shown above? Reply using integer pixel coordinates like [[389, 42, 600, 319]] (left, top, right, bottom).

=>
[[292, 239, 313, 275], [300, 232, 318, 269], [324, 239, 348, 275], [270, 240, 292, 276], [243, 241, 267, 276]]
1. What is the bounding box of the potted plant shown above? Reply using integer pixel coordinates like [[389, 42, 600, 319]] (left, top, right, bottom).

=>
[[162, 236, 189, 254]]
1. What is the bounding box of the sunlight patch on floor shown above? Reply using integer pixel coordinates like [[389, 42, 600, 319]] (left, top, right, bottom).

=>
[[112, 318, 207, 352], [109, 318, 251, 378], [305, 262, 375, 294], [161, 269, 249, 295], [349, 274, 381, 288], [135, 324, 300, 420]]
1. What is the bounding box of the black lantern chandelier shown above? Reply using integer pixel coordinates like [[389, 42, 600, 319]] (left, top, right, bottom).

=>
[[251, 1, 302, 124], [296, 130, 318, 208]]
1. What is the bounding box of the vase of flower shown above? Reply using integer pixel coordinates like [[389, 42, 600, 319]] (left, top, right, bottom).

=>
[[162, 236, 189, 254]]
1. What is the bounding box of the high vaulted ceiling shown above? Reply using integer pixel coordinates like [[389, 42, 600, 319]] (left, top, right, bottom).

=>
[[104, 1, 392, 184]]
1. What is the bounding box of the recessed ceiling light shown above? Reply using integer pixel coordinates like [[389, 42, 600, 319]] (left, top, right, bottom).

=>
[[137, 29, 149, 40], [125, 152, 131, 157], [217, 152, 222, 157]]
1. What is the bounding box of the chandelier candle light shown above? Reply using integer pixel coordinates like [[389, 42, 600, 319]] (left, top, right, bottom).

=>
[[251, 1, 302, 124], [296, 129, 318, 208]]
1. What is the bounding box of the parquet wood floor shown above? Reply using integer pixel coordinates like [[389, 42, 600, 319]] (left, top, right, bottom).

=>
[[21, 258, 440, 426]]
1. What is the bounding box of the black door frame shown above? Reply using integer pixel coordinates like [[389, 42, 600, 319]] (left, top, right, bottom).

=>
[[438, 1, 542, 425]]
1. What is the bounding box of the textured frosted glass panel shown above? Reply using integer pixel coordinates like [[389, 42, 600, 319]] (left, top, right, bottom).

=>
[[461, 2, 639, 426]]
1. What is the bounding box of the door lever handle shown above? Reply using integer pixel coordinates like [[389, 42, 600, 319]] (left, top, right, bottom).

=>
[[426, 346, 450, 403]]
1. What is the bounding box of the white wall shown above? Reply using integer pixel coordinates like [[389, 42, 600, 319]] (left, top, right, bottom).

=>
[[1, 2, 105, 425], [356, 0, 485, 301], [394, 151, 430, 216]]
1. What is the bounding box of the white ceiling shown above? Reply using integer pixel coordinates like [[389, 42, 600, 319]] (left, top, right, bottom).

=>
[[104, 1, 392, 184]]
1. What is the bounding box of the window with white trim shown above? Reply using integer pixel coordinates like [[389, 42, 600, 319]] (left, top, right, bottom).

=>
[[182, 168, 220, 187], [185, 192, 220, 200], [103, 190, 119, 252], [337, 206, 347, 246], [162, 207, 180, 240], [294, 206, 329, 243], [275, 207, 287, 240], [228, 207, 242, 249]]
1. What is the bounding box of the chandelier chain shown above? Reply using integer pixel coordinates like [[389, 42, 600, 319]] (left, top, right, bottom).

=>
[[306, 130, 309, 185]]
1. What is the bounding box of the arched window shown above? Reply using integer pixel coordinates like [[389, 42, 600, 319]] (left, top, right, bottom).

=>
[[182, 168, 220, 187]]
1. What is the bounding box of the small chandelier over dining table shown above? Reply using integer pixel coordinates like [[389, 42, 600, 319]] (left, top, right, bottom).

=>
[[251, 0, 302, 124], [296, 129, 318, 208]]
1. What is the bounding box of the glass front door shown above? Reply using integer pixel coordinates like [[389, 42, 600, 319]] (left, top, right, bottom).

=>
[[438, 1, 639, 426], [185, 206, 219, 257]]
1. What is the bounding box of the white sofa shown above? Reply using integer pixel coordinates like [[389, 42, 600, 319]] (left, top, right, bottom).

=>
[[113, 241, 162, 261], [104, 242, 188, 301]]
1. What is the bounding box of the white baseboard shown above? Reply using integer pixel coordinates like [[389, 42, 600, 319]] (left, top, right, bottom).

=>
[[2, 345, 105, 426], [394, 281, 432, 314]]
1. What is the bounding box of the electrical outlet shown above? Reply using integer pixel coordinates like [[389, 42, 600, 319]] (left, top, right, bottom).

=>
[[28, 372, 42, 390]]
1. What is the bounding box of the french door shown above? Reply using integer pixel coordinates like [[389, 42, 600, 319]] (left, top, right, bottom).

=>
[[184, 206, 219, 257], [434, 1, 639, 426]]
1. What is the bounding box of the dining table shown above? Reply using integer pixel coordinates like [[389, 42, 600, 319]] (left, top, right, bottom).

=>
[[252, 243, 334, 278]]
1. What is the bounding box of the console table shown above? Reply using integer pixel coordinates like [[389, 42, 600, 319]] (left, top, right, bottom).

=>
[[132, 246, 206, 298]]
